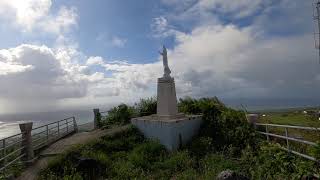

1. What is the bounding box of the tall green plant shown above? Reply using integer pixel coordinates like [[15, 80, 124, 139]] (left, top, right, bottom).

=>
[[104, 104, 135, 125], [135, 97, 157, 116], [178, 96, 225, 114], [183, 97, 257, 156]]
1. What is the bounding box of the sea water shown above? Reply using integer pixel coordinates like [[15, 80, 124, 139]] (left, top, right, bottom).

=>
[[0, 110, 93, 139]]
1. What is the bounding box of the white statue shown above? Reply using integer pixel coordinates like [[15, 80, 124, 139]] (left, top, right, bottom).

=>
[[159, 45, 171, 78]]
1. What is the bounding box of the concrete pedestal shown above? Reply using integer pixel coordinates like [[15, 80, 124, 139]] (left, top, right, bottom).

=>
[[131, 114, 202, 151], [157, 77, 178, 116]]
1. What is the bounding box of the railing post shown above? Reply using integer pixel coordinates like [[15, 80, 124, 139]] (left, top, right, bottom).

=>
[[93, 109, 100, 129], [19, 122, 34, 163], [73, 117, 78, 132], [46, 125, 49, 143], [266, 125, 269, 141], [2, 139, 5, 164], [57, 121, 60, 137], [285, 128, 290, 150], [246, 114, 258, 129], [66, 119, 69, 134]]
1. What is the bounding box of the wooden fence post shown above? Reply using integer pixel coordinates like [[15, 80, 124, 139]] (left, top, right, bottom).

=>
[[19, 122, 34, 163], [93, 109, 100, 129]]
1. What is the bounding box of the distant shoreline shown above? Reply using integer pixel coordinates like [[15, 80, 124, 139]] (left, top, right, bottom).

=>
[[240, 106, 320, 113]]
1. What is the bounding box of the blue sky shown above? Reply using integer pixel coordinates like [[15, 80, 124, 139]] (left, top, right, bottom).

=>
[[0, 0, 318, 113]]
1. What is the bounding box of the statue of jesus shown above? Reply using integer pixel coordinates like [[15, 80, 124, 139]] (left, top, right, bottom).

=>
[[159, 45, 171, 78]]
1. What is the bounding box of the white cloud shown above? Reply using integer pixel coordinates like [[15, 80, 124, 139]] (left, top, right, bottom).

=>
[[39, 6, 78, 35], [0, 0, 317, 113], [86, 56, 104, 66], [0, 0, 51, 30], [88, 23, 320, 102], [0, 44, 98, 112], [111, 36, 127, 48], [0, 0, 77, 35], [151, 16, 175, 38], [0, 61, 33, 75], [196, 0, 263, 18]]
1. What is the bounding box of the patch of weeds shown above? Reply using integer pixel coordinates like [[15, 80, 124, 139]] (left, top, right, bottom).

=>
[[128, 140, 167, 170]]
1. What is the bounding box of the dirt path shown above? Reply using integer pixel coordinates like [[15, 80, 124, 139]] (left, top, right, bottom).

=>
[[17, 125, 130, 180]]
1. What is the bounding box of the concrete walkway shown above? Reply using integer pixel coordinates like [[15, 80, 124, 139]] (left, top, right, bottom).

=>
[[17, 125, 130, 180]]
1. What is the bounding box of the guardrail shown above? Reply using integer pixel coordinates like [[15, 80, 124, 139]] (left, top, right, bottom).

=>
[[0, 117, 77, 173], [255, 123, 320, 162]]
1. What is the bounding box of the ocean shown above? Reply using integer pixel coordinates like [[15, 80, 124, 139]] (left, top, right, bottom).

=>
[[0, 110, 93, 139]]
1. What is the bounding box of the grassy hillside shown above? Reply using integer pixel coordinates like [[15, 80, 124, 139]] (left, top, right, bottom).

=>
[[258, 112, 320, 127], [39, 126, 318, 180], [37, 97, 320, 179]]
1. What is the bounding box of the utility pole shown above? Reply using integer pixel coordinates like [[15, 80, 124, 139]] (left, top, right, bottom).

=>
[[313, 0, 320, 63]]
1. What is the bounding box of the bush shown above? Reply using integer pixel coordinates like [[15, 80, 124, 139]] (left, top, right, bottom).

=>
[[90, 126, 144, 153], [102, 104, 135, 126], [240, 142, 317, 179], [128, 140, 167, 170], [101, 97, 157, 127], [310, 141, 320, 160], [199, 153, 243, 179], [181, 97, 257, 156], [135, 97, 157, 116], [178, 96, 225, 115], [157, 150, 196, 173]]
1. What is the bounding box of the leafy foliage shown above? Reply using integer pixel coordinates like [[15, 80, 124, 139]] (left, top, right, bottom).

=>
[[134, 97, 157, 116], [39, 97, 319, 179], [310, 141, 320, 160], [178, 96, 225, 115], [128, 140, 167, 170], [240, 142, 318, 179], [101, 97, 157, 127], [180, 97, 257, 155], [102, 103, 136, 126]]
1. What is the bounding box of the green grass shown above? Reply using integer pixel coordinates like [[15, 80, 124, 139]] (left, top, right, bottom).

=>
[[257, 112, 320, 140], [258, 113, 320, 127], [256, 111, 320, 156], [38, 126, 319, 180], [38, 99, 320, 179]]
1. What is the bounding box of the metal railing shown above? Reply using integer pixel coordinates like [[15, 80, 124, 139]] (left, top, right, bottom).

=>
[[0, 132, 26, 172], [31, 117, 77, 150], [0, 117, 77, 172], [255, 123, 320, 162]]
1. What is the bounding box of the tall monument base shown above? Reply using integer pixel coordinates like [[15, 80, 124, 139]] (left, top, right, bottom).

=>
[[157, 77, 178, 116], [131, 114, 202, 151]]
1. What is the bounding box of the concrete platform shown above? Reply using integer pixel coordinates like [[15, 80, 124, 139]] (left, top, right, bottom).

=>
[[131, 114, 202, 151]]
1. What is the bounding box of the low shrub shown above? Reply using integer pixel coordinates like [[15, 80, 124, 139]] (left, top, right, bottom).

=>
[[240, 142, 317, 179], [101, 97, 157, 127], [178, 96, 225, 115], [128, 140, 167, 170], [310, 141, 320, 160], [199, 153, 242, 179], [102, 104, 135, 126], [134, 97, 157, 116], [157, 150, 196, 173], [180, 97, 257, 156]]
